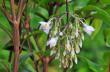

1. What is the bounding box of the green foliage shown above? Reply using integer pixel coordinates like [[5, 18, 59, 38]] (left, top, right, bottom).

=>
[[0, 0, 110, 72]]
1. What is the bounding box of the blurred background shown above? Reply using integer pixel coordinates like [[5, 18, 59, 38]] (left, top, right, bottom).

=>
[[0, 0, 110, 72]]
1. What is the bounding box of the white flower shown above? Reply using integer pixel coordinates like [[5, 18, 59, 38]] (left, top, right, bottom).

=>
[[74, 54, 78, 64], [75, 29, 79, 37], [59, 32, 63, 36], [79, 40, 82, 48], [39, 21, 51, 34], [71, 49, 75, 56], [83, 24, 95, 35], [47, 37, 58, 48], [65, 39, 71, 52], [75, 45, 80, 54], [63, 51, 66, 56]]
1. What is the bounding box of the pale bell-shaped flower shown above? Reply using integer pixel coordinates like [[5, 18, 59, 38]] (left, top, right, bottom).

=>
[[65, 39, 71, 52], [69, 58, 73, 68], [47, 37, 58, 48], [75, 29, 79, 38], [39, 21, 51, 34], [59, 32, 63, 36], [79, 39, 82, 48], [74, 54, 78, 64], [81, 33, 84, 41], [83, 24, 95, 35], [75, 45, 80, 54], [71, 49, 75, 56], [63, 51, 66, 56]]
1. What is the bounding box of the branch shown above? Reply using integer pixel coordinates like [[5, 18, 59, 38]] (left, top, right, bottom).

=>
[[1, 0, 13, 23], [10, 0, 16, 20], [17, 0, 24, 21], [17, 0, 26, 23]]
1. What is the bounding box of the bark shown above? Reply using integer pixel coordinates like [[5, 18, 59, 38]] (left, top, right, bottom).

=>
[[42, 57, 50, 72], [13, 22, 20, 72]]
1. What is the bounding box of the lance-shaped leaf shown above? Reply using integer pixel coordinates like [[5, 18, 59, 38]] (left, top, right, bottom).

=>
[[91, 18, 102, 39]]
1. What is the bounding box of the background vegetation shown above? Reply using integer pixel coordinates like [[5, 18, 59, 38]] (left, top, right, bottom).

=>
[[0, 0, 110, 72]]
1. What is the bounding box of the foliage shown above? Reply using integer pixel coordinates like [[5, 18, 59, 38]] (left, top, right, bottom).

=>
[[0, 0, 110, 72]]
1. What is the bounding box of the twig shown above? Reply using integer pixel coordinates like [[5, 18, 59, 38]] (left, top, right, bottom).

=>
[[10, 0, 16, 20], [17, 0, 26, 23], [1, 7, 13, 23], [17, 0, 24, 21]]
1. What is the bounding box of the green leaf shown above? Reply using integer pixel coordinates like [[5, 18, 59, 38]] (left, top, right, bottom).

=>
[[30, 13, 44, 29], [100, 0, 110, 5], [0, 22, 12, 38], [103, 51, 110, 63], [83, 5, 110, 24], [19, 53, 35, 72], [103, 28, 110, 47], [58, 2, 74, 15], [28, 30, 47, 53], [74, 0, 90, 10], [91, 18, 102, 39], [35, 30, 48, 52], [79, 56, 102, 72], [34, 6, 49, 19], [19, 53, 32, 64]]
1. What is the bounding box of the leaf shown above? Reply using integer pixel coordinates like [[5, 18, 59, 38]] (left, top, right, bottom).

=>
[[83, 5, 110, 25], [100, 0, 110, 5], [35, 30, 48, 52], [30, 13, 44, 29], [103, 51, 110, 63], [34, 6, 49, 19], [19, 53, 35, 72], [74, 0, 90, 10], [0, 22, 12, 38], [91, 18, 103, 39], [58, 2, 74, 15], [103, 28, 110, 47], [19, 53, 32, 64], [79, 56, 102, 72], [0, 60, 11, 72], [28, 30, 48, 53]]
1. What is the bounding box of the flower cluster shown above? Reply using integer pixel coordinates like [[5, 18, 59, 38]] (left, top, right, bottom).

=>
[[39, 16, 95, 69]]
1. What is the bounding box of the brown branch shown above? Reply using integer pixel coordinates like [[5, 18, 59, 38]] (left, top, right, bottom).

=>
[[17, 0, 26, 23], [1, 8, 13, 23], [10, 0, 16, 20], [42, 57, 50, 72], [17, 0, 24, 21], [1, 1, 13, 23], [13, 22, 20, 72], [1, 0, 26, 72], [2, 0, 6, 9]]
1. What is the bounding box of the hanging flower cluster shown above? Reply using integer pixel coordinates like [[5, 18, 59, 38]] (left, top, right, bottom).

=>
[[39, 15, 95, 69]]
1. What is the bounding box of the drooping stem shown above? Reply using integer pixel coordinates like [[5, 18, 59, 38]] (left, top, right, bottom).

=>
[[66, 0, 69, 24]]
